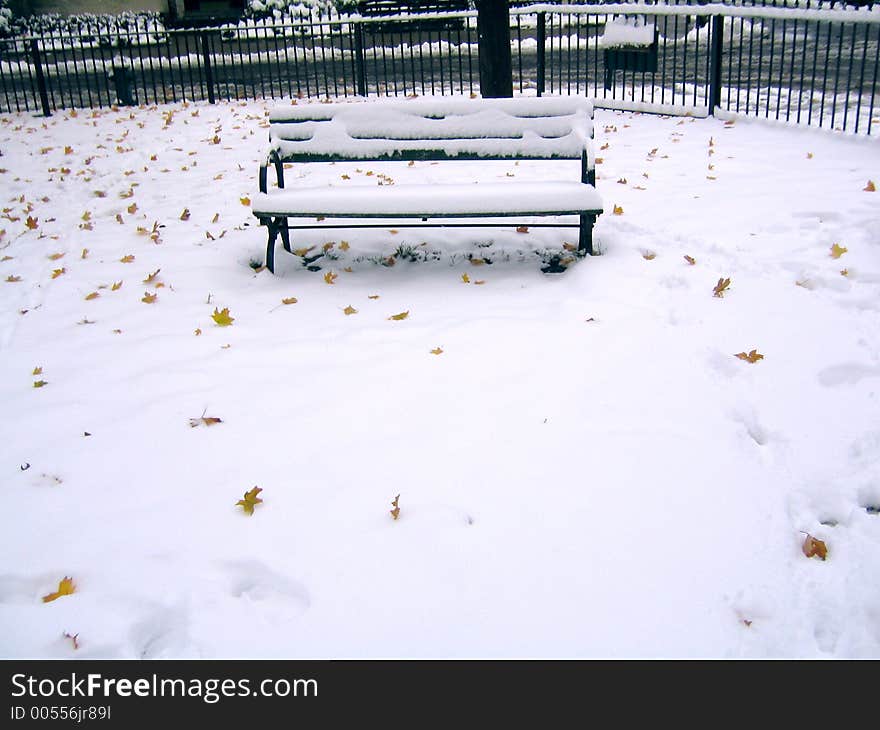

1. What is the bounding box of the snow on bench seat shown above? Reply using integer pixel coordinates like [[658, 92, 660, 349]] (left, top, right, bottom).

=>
[[268, 95, 595, 123], [253, 181, 603, 218]]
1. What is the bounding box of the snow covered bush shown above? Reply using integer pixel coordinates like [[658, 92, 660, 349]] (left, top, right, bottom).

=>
[[598, 16, 656, 50], [246, 0, 358, 20], [0, 0, 13, 38]]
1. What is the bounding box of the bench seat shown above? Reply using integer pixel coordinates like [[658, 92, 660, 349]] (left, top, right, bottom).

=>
[[252, 181, 603, 218]]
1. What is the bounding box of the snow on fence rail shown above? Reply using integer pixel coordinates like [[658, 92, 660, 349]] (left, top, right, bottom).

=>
[[0, 4, 876, 135]]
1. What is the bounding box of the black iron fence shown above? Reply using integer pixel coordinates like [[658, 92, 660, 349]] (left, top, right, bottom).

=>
[[0, 4, 877, 134]]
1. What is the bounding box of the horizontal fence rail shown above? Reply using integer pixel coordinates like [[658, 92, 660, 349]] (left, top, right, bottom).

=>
[[0, 4, 877, 135]]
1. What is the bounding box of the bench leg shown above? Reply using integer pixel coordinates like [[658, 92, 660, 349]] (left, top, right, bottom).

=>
[[266, 219, 282, 274], [579, 214, 597, 256], [280, 219, 291, 253]]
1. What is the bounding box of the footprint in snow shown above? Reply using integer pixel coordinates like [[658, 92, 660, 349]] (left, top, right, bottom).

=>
[[817, 363, 880, 387], [224, 559, 310, 612]]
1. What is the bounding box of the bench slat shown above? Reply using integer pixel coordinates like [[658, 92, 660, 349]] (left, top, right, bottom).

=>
[[272, 132, 590, 161], [270, 109, 590, 143], [268, 96, 595, 123]]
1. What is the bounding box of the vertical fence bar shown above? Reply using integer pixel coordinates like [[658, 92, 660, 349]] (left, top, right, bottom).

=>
[[709, 15, 724, 115], [201, 31, 216, 104], [354, 21, 367, 96], [30, 39, 52, 117], [534, 11, 545, 97]]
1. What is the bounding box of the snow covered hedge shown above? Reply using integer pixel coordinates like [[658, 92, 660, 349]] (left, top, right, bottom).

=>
[[245, 0, 359, 20]]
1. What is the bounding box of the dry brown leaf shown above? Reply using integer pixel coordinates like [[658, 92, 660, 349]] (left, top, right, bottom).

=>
[[713, 277, 731, 298], [189, 414, 223, 427], [281, 297, 298, 305], [830, 243, 847, 259], [120, 254, 135, 263], [142, 291, 157, 303], [613, 205, 624, 215], [84, 291, 99, 301], [516, 226, 529, 233], [642, 251, 656, 260], [802, 534, 827, 560], [343, 305, 358, 315], [430, 347, 443, 355], [179, 208, 190, 221], [684, 255, 696, 266], [51, 268, 66, 279], [324, 271, 337, 285], [864, 180, 876, 192], [388, 311, 409, 321], [734, 349, 764, 363], [390, 494, 400, 521]]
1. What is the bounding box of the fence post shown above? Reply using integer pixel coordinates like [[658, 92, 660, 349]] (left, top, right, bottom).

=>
[[30, 39, 51, 117], [200, 31, 216, 104], [476, 0, 513, 98], [353, 22, 367, 97], [709, 14, 724, 115], [536, 11, 546, 97]]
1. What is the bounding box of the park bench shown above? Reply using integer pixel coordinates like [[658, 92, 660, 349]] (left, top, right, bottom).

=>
[[252, 95, 603, 274]]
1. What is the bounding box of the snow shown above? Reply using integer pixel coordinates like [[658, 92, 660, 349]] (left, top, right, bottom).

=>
[[1, 98, 879, 659], [598, 17, 656, 50], [253, 181, 603, 217]]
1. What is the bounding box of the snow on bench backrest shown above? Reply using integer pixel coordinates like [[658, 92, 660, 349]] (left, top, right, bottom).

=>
[[266, 96, 595, 162]]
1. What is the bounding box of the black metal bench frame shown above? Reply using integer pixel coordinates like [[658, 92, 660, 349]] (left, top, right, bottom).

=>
[[254, 104, 602, 274]]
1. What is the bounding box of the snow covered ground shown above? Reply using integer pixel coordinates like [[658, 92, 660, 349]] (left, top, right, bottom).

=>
[[1, 97, 878, 658]]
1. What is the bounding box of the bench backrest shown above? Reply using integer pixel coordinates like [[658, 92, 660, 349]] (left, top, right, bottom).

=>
[[266, 96, 596, 166]]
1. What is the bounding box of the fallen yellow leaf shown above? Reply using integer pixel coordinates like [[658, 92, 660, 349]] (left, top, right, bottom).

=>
[[211, 307, 234, 326], [388, 311, 409, 321], [830, 243, 847, 259], [42, 577, 75, 603], [343, 305, 358, 315], [236, 486, 263, 515]]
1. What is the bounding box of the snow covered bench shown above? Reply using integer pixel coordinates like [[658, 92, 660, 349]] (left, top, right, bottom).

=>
[[252, 95, 603, 273]]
